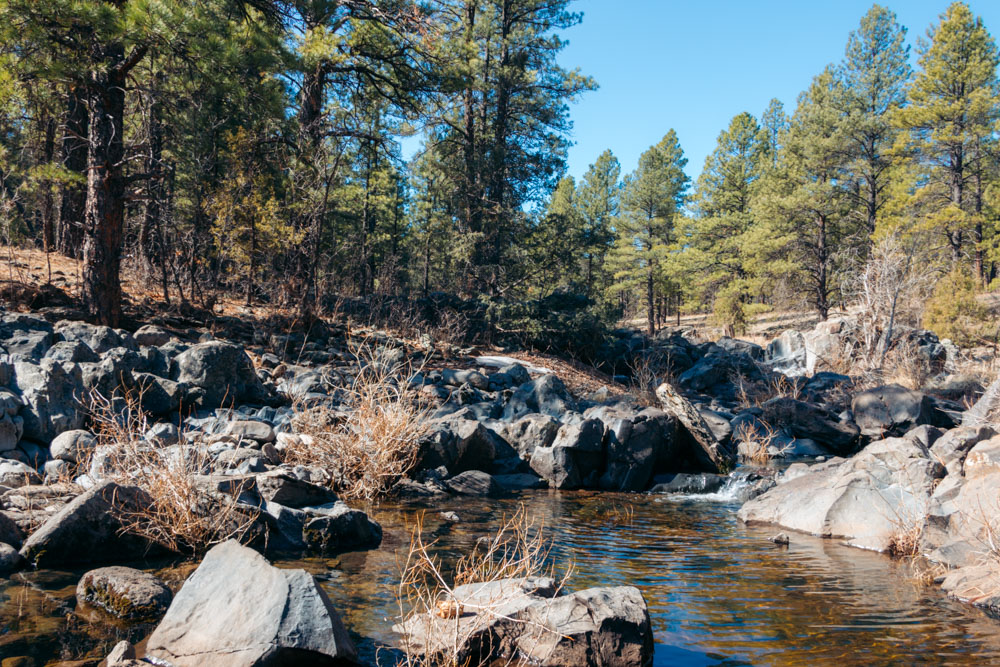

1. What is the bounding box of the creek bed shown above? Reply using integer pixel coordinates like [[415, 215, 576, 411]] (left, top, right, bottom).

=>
[[3, 485, 1000, 665]]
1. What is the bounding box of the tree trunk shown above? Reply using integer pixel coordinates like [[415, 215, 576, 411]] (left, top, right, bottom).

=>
[[81, 44, 147, 326], [58, 84, 88, 258]]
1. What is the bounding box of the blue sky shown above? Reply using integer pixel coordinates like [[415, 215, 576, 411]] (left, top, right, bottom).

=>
[[558, 0, 1000, 185]]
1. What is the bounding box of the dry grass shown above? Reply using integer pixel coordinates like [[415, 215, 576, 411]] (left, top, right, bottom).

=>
[[84, 386, 259, 553], [392, 506, 572, 667], [733, 370, 802, 410], [886, 521, 924, 559], [733, 420, 788, 465], [287, 342, 431, 502], [627, 349, 673, 406]]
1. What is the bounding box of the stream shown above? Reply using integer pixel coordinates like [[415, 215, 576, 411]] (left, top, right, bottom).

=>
[[3, 480, 1000, 666]]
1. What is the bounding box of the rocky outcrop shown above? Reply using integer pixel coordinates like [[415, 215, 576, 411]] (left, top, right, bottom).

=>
[[173, 341, 268, 409], [146, 540, 357, 666]]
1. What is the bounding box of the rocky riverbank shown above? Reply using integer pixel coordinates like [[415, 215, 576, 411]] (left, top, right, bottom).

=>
[[0, 305, 996, 665]]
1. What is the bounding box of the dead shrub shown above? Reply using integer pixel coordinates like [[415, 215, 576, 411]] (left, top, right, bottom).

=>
[[287, 342, 431, 502], [84, 386, 259, 553], [627, 349, 672, 406], [392, 505, 572, 666], [733, 419, 788, 465]]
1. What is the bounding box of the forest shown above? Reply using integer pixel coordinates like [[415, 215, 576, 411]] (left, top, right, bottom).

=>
[[0, 0, 997, 346]]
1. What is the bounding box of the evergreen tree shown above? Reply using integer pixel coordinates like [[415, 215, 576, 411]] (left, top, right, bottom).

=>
[[837, 4, 911, 242], [575, 149, 621, 295], [897, 1, 1000, 270], [608, 131, 688, 335]]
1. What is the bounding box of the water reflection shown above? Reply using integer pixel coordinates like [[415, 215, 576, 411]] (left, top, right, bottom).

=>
[[3, 490, 1000, 666]]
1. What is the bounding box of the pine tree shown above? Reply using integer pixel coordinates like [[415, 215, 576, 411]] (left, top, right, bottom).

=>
[[838, 4, 911, 242], [897, 1, 1000, 269], [575, 149, 621, 295], [608, 131, 688, 335]]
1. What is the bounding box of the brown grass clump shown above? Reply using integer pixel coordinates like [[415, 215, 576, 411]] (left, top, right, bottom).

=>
[[886, 521, 923, 560], [733, 420, 788, 465], [392, 506, 572, 666], [288, 343, 431, 502], [85, 387, 259, 553]]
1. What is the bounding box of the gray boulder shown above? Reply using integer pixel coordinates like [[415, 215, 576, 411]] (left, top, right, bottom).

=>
[[77, 566, 173, 621], [134, 324, 178, 347], [446, 470, 505, 497], [44, 340, 99, 363], [502, 374, 576, 421], [302, 502, 382, 554], [418, 415, 500, 475], [0, 542, 24, 575], [395, 578, 652, 667], [530, 419, 605, 490], [0, 459, 41, 487], [49, 429, 97, 463], [851, 384, 937, 438], [135, 372, 188, 416], [0, 314, 53, 361], [761, 396, 859, 455], [55, 320, 129, 354], [500, 413, 560, 459], [146, 540, 357, 666], [173, 341, 267, 408], [19, 481, 159, 566], [963, 375, 1000, 427], [596, 407, 676, 492], [738, 433, 945, 552], [0, 412, 23, 452], [11, 359, 85, 443]]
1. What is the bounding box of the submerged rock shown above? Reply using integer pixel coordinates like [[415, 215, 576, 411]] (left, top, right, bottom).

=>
[[146, 540, 357, 666], [77, 566, 172, 621]]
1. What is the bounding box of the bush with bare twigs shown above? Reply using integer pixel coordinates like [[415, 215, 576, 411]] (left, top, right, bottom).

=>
[[287, 343, 431, 502], [627, 349, 673, 406], [84, 387, 259, 553], [733, 420, 789, 465], [392, 506, 572, 667]]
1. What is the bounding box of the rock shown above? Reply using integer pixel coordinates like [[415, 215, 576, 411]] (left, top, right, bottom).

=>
[[55, 320, 127, 354], [145, 422, 180, 446], [0, 388, 23, 417], [502, 374, 577, 421], [224, 420, 275, 443], [0, 413, 23, 452], [738, 434, 945, 552], [851, 384, 938, 438], [43, 340, 98, 363], [650, 472, 726, 495], [941, 562, 1000, 612], [76, 566, 172, 621], [930, 425, 996, 474], [418, 416, 500, 475], [173, 341, 268, 409], [963, 436, 1000, 478], [105, 640, 137, 665], [134, 324, 177, 347], [43, 458, 73, 482], [302, 502, 382, 554], [255, 470, 337, 508], [446, 470, 505, 497], [11, 360, 85, 443], [395, 579, 652, 667], [49, 429, 97, 463], [501, 413, 560, 459], [597, 408, 676, 492], [135, 372, 188, 416], [146, 540, 357, 666], [0, 510, 24, 547], [656, 382, 735, 473], [963, 375, 1000, 427], [0, 460, 41, 487], [0, 542, 24, 574], [441, 368, 490, 390], [529, 419, 605, 490], [19, 481, 159, 567], [760, 396, 859, 455], [769, 533, 790, 546], [0, 315, 53, 361], [678, 350, 762, 391]]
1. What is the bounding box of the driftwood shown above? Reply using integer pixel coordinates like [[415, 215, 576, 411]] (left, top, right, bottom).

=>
[[656, 382, 736, 473]]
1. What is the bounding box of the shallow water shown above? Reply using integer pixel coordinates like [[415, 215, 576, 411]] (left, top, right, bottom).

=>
[[3, 486, 1000, 666]]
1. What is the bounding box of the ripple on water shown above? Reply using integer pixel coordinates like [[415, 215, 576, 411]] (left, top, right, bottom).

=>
[[3, 489, 1000, 666]]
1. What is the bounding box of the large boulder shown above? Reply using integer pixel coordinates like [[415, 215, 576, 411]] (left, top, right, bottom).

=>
[[593, 407, 676, 492], [146, 540, 357, 666], [395, 578, 652, 667], [963, 375, 1000, 427], [49, 429, 98, 463], [677, 350, 763, 392], [760, 396, 859, 455], [173, 341, 267, 409], [77, 566, 173, 621], [851, 384, 939, 438], [417, 415, 501, 475], [738, 432, 945, 552], [502, 374, 577, 421], [500, 413, 561, 459], [11, 359, 85, 443], [301, 502, 382, 554], [529, 419, 605, 489], [19, 481, 159, 567], [0, 314, 53, 361], [55, 320, 129, 355], [656, 382, 736, 472]]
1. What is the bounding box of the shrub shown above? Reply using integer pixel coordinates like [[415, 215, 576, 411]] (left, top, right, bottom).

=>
[[923, 269, 991, 348], [287, 342, 430, 501]]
